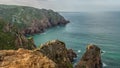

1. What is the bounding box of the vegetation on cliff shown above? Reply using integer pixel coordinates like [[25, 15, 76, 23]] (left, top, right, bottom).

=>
[[0, 4, 69, 35], [0, 18, 36, 50]]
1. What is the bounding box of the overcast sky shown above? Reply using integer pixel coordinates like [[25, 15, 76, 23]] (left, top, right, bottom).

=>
[[0, 0, 120, 12]]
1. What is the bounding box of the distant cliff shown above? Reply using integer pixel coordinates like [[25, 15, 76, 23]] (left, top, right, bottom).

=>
[[0, 4, 69, 35], [0, 18, 36, 50]]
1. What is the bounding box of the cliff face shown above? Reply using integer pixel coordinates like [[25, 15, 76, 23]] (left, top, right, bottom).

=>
[[0, 18, 36, 50], [0, 48, 57, 68], [75, 44, 102, 68], [0, 5, 69, 35]]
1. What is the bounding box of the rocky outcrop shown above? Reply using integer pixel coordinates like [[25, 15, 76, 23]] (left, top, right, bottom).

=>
[[0, 48, 57, 68], [75, 44, 102, 68], [14, 31, 36, 50], [0, 18, 36, 50], [0, 5, 69, 35], [38, 40, 74, 68], [0, 38, 103, 68], [67, 49, 77, 62], [0, 40, 77, 68]]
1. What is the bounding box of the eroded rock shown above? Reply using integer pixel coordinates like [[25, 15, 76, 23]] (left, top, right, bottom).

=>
[[75, 44, 102, 68], [38, 40, 73, 68]]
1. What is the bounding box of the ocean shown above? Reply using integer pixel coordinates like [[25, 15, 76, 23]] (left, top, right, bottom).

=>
[[33, 12, 120, 68]]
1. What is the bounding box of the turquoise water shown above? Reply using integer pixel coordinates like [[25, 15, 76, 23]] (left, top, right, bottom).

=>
[[33, 12, 120, 68]]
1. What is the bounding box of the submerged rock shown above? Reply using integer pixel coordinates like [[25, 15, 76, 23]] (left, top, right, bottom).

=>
[[75, 44, 102, 68], [0, 48, 57, 68], [38, 40, 74, 68]]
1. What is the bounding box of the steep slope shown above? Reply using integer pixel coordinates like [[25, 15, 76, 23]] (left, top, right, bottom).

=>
[[0, 4, 69, 35], [0, 18, 36, 50]]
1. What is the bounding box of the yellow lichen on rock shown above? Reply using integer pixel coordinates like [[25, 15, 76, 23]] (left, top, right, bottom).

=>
[[0, 48, 57, 68]]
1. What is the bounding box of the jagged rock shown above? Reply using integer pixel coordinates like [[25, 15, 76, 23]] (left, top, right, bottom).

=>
[[0, 48, 57, 68], [75, 44, 102, 68], [38, 40, 73, 68], [67, 49, 77, 62]]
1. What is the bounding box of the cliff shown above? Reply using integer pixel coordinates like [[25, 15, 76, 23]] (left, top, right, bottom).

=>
[[0, 18, 36, 50], [0, 40, 76, 68], [0, 39, 102, 68], [75, 44, 102, 68], [0, 4, 69, 35]]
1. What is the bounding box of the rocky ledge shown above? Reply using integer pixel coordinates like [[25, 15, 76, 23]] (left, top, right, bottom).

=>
[[75, 44, 102, 68]]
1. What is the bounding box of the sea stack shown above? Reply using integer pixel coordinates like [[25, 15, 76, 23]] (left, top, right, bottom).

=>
[[75, 44, 102, 68]]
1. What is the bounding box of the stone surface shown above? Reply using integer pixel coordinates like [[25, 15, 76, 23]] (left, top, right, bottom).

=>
[[75, 44, 102, 68]]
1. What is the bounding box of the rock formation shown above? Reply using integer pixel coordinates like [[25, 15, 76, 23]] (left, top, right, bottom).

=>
[[0, 40, 77, 68], [0, 38, 103, 68], [0, 48, 57, 68], [75, 44, 102, 68], [38, 40, 73, 68], [0, 18, 36, 50], [0, 4, 69, 35], [67, 49, 77, 62]]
